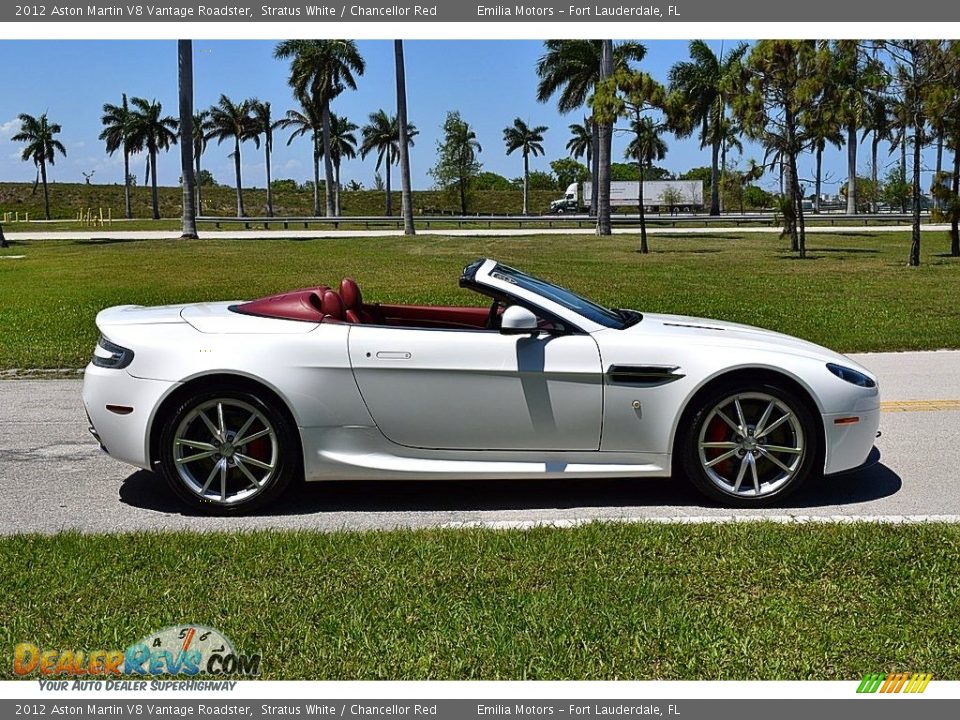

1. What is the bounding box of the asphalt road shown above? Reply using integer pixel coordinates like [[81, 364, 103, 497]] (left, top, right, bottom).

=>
[[1, 351, 959, 534]]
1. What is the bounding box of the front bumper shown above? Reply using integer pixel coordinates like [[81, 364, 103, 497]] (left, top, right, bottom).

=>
[[822, 405, 881, 475], [82, 364, 178, 470]]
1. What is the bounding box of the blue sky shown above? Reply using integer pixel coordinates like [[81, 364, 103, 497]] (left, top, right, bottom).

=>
[[0, 39, 940, 195]]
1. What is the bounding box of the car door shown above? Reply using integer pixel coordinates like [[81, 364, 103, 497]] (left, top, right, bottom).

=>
[[347, 325, 603, 451]]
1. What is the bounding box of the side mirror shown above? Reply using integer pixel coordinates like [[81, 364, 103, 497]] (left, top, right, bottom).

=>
[[500, 305, 539, 335]]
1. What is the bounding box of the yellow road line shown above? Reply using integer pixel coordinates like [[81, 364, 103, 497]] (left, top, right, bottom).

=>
[[881, 399, 960, 412]]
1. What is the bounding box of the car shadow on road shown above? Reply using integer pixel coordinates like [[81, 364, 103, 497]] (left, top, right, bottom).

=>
[[118, 448, 901, 517]]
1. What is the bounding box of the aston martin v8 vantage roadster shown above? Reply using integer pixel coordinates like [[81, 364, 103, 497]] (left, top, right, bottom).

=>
[[83, 258, 880, 512]]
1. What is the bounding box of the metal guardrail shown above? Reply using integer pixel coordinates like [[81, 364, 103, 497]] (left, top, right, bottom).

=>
[[196, 212, 932, 231]]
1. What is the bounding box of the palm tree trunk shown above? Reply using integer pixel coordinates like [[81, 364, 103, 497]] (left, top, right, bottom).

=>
[[334, 161, 342, 216], [590, 122, 599, 216], [195, 152, 203, 214], [522, 152, 529, 215], [459, 176, 467, 215], [0, 223, 7, 248], [900, 136, 908, 212], [312, 136, 321, 216], [596, 40, 614, 236], [950, 142, 959, 257], [793, 151, 807, 258], [909, 120, 922, 266], [320, 101, 335, 217], [871, 137, 879, 213], [41, 160, 50, 220], [935, 129, 944, 210], [265, 144, 274, 217], [123, 148, 132, 219], [783, 160, 798, 252], [709, 137, 720, 215], [385, 146, 393, 216], [150, 151, 160, 220], [638, 169, 648, 254], [395, 39, 415, 235], [233, 138, 244, 218], [846, 122, 857, 214], [178, 39, 198, 239], [814, 146, 822, 214]]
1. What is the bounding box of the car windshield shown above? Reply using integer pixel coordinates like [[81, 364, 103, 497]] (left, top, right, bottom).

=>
[[490, 263, 632, 329]]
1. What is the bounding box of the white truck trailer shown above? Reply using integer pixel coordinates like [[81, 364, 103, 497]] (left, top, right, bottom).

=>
[[549, 180, 704, 214]]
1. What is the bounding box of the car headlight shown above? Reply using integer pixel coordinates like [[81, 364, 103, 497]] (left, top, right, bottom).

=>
[[92, 335, 134, 369], [826, 363, 876, 388]]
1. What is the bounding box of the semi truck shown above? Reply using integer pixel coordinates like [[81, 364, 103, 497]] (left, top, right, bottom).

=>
[[549, 180, 704, 214]]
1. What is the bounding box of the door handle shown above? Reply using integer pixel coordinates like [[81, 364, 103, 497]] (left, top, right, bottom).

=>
[[375, 351, 412, 360]]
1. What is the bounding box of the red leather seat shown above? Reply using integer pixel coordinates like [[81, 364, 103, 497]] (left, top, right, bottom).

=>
[[340, 278, 374, 324], [320, 289, 348, 322]]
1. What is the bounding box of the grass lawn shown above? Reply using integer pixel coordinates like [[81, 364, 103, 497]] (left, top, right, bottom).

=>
[[1, 230, 958, 369], [2, 522, 959, 680]]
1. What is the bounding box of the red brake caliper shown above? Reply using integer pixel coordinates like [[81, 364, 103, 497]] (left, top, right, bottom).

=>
[[705, 416, 733, 476]]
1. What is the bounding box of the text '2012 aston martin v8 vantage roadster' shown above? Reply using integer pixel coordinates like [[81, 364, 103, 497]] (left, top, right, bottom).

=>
[[83, 258, 880, 513]]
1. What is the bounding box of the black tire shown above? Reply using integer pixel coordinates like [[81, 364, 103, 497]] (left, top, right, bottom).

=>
[[157, 388, 298, 514], [679, 380, 820, 507]]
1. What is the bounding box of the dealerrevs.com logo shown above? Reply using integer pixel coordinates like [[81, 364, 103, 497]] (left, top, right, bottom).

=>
[[857, 672, 933, 694], [13, 625, 261, 678]]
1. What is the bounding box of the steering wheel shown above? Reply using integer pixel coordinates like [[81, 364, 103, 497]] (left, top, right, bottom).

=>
[[486, 299, 502, 330]]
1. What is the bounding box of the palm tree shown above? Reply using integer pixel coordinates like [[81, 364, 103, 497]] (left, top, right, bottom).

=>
[[801, 104, 843, 213], [252, 100, 280, 216], [128, 97, 178, 220], [360, 109, 418, 216], [279, 94, 324, 216], [206, 94, 258, 218], [625, 116, 667, 253], [536, 40, 647, 215], [395, 39, 415, 235], [178, 40, 198, 239], [566, 117, 593, 167], [274, 39, 365, 217], [863, 94, 894, 213], [192, 110, 211, 212], [12, 113, 67, 220], [503, 118, 548, 215], [668, 40, 749, 215], [326, 113, 358, 216], [99, 94, 135, 219]]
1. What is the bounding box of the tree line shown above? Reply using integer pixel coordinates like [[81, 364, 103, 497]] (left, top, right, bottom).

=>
[[6, 39, 960, 264]]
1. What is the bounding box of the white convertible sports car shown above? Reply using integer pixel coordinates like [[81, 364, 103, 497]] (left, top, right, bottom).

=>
[[83, 258, 880, 513]]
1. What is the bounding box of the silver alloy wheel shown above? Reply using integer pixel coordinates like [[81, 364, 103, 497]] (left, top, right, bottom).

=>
[[172, 398, 279, 505], [697, 392, 805, 499]]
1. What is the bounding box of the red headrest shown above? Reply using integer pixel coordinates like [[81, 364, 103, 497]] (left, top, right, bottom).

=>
[[320, 289, 345, 321], [340, 278, 362, 310]]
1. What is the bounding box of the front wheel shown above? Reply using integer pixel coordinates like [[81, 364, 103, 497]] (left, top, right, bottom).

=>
[[680, 383, 820, 507], [158, 389, 298, 513]]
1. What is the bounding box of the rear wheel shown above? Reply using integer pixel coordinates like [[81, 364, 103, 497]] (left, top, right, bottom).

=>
[[680, 382, 820, 507], [158, 389, 297, 513]]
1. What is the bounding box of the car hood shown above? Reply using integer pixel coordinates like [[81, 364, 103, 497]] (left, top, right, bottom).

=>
[[617, 311, 872, 373]]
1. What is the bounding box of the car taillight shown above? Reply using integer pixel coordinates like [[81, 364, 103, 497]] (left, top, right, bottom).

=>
[[92, 335, 134, 369]]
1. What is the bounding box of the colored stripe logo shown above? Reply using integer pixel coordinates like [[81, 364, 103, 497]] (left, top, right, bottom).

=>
[[857, 672, 932, 693]]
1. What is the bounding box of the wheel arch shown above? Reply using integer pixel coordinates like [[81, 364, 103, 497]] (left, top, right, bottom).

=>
[[669, 366, 826, 475], [147, 372, 304, 473]]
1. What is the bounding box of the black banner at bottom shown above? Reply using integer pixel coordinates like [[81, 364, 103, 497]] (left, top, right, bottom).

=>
[[1, 699, 956, 720]]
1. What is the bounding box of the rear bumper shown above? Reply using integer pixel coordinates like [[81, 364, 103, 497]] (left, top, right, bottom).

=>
[[822, 405, 881, 475], [82, 364, 178, 470]]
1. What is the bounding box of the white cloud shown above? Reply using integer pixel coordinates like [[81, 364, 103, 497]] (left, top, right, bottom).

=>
[[0, 118, 18, 139], [283, 159, 302, 172]]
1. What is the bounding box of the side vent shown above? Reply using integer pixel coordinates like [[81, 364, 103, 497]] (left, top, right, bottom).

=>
[[607, 365, 685, 387]]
